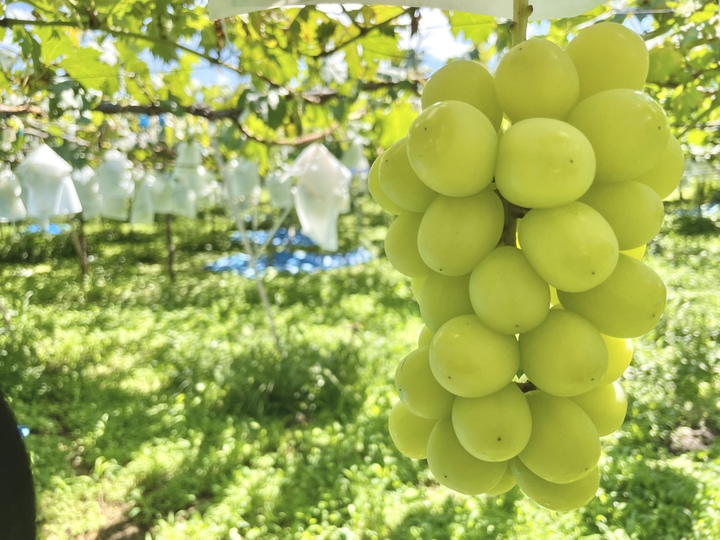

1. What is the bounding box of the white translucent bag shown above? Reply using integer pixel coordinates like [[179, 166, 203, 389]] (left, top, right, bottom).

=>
[[192, 167, 219, 210], [265, 168, 294, 209], [71, 166, 103, 219], [130, 170, 158, 226], [96, 151, 134, 221], [16, 143, 82, 220], [0, 167, 27, 222], [290, 143, 352, 250], [222, 158, 261, 215], [152, 173, 197, 218], [341, 141, 370, 193], [209, 0, 607, 21]]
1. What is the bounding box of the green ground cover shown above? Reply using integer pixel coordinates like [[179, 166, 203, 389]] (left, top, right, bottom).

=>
[[0, 201, 718, 539]]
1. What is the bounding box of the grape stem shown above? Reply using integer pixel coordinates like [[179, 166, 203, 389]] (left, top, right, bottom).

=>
[[510, 0, 532, 46], [499, 0, 533, 248]]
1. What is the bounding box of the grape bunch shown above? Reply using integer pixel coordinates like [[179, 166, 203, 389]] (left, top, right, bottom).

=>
[[370, 22, 685, 512]]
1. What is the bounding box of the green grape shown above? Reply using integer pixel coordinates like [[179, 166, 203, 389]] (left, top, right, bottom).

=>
[[519, 310, 607, 397], [368, 156, 403, 215], [378, 137, 437, 213], [384, 213, 430, 278], [469, 246, 550, 335], [511, 459, 600, 512], [580, 181, 664, 251], [406, 100, 498, 197], [418, 272, 474, 332], [557, 254, 666, 338], [495, 118, 595, 208], [410, 275, 427, 301], [570, 381, 628, 437], [622, 244, 646, 261], [421, 59, 504, 131], [568, 89, 670, 183], [452, 383, 532, 462], [418, 325, 434, 348], [518, 202, 619, 292], [494, 38, 579, 122], [388, 401, 437, 459], [426, 417, 507, 495], [634, 135, 686, 199], [518, 391, 601, 484], [485, 465, 517, 496], [395, 347, 455, 420], [430, 315, 520, 398], [418, 190, 504, 276], [565, 22, 649, 101], [599, 334, 633, 384]]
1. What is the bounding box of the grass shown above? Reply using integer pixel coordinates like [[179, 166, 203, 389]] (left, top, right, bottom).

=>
[[0, 200, 719, 539]]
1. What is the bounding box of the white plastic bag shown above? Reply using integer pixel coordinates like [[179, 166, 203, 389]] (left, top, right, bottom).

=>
[[16, 144, 82, 220], [130, 170, 158, 226], [209, 0, 607, 21], [96, 150, 134, 221], [341, 140, 370, 193], [0, 167, 27, 222], [265, 168, 294, 209], [222, 157, 261, 215], [72, 166, 103, 219], [290, 143, 352, 250]]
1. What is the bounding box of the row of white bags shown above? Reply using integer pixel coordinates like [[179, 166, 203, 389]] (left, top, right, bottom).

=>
[[1, 141, 370, 250]]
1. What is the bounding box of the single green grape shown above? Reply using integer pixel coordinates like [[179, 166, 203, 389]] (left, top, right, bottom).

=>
[[494, 38, 579, 122], [418, 272, 474, 332], [469, 246, 550, 335], [410, 275, 427, 301], [622, 244, 646, 261], [599, 334, 633, 384], [580, 181, 664, 251], [418, 190, 504, 276], [568, 89, 669, 183], [378, 137, 436, 213], [485, 464, 517, 496], [388, 401, 437, 459], [407, 100, 497, 197], [452, 383, 532, 462], [634, 135, 686, 199], [519, 391, 601, 484], [426, 417, 507, 495], [519, 310, 608, 397], [384, 212, 430, 278], [368, 157, 403, 215], [395, 347, 455, 420], [511, 459, 600, 512], [518, 202, 619, 292], [558, 254, 667, 338], [566, 22, 649, 101], [495, 118, 595, 208], [430, 315, 519, 398], [570, 381, 628, 437], [418, 325, 434, 348], [421, 59, 503, 131]]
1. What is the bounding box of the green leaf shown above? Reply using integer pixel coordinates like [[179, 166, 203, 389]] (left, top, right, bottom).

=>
[[447, 12, 495, 45], [59, 47, 119, 96]]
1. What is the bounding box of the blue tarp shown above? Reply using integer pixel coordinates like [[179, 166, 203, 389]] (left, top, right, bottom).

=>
[[206, 247, 373, 277], [229, 227, 315, 248]]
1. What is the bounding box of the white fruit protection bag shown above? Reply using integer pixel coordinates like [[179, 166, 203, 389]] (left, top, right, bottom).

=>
[[71, 165, 103, 220], [0, 167, 27, 223], [290, 143, 352, 251], [15, 143, 82, 222], [208, 0, 606, 20], [265, 168, 295, 210], [341, 140, 370, 194], [130, 170, 159, 226], [222, 157, 261, 216], [95, 150, 135, 221]]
